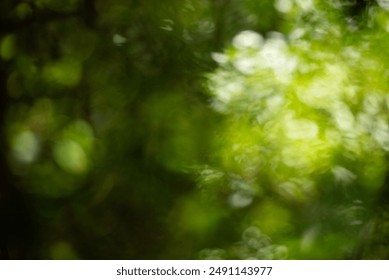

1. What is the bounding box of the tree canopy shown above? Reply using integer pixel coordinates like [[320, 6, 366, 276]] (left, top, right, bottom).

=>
[[1, 0, 389, 259]]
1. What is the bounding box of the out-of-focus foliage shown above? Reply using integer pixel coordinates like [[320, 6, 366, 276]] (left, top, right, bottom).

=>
[[1, 0, 281, 259], [204, 0, 389, 259], [1, 0, 389, 260]]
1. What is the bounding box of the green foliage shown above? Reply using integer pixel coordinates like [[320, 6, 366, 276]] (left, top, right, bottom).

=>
[[1, 0, 389, 260], [203, 0, 389, 259]]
